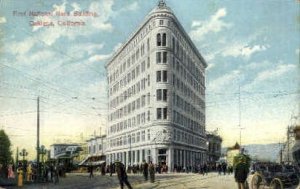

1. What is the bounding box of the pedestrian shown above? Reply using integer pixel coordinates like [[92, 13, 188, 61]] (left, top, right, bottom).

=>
[[222, 162, 227, 175], [149, 161, 155, 183], [7, 164, 15, 179], [142, 160, 148, 181], [53, 164, 59, 184], [114, 160, 132, 189], [110, 162, 114, 176], [233, 149, 251, 189], [88, 164, 94, 179]]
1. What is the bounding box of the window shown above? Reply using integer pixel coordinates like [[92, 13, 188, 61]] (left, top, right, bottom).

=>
[[147, 110, 150, 121], [156, 89, 167, 101], [163, 71, 168, 82], [156, 89, 162, 101], [162, 33, 166, 46], [163, 52, 167, 63], [157, 33, 161, 46], [163, 89, 168, 101], [156, 71, 161, 82], [147, 38, 150, 52], [159, 20, 164, 25], [147, 129, 150, 140], [156, 52, 161, 63], [147, 57, 150, 68], [163, 108, 168, 119], [141, 61, 145, 72], [142, 131, 146, 141], [157, 108, 162, 119]]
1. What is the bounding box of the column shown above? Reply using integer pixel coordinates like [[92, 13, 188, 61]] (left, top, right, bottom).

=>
[[183, 150, 186, 169], [168, 147, 173, 172]]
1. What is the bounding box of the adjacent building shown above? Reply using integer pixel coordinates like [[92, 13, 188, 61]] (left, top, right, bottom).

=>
[[105, 1, 207, 171], [207, 133, 222, 163]]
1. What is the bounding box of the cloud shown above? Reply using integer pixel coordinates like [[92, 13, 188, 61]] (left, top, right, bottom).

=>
[[222, 44, 269, 59], [207, 70, 241, 91], [89, 0, 114, 31], [0, 17, 6, 24], [243, 63, 297, 91], [255, 64, 296, 82], [7, 38, 36, 55], [190, 8, 231, 41], [88, 54, 111, 62]]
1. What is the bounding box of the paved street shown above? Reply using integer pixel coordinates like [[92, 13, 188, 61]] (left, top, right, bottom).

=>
[[3, 172, 299, 189], [2, 172, 237, 189]]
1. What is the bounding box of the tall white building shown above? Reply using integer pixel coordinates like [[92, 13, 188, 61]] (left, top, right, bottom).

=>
[[105, 1, 207, 171]]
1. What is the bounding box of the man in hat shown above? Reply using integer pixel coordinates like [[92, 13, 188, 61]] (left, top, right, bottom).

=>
[[114, 160, 132, 189], [142, 160, 148, 181]]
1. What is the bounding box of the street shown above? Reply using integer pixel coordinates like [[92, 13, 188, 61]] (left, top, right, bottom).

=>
[[2, 172, 239, 189]]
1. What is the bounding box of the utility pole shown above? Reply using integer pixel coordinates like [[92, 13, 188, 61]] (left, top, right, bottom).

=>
[[36, 97, 40, 180], [238, 84, 244, 147]]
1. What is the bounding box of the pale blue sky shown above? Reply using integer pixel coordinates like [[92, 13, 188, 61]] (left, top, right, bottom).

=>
[[0, 0, 299, 159]]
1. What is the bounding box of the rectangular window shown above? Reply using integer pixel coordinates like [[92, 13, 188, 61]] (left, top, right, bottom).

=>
[[163, 89, 168, 101], [163, 52, 167, 63], [147, 57, 150, 68], [156, 71, 161, 82], [147, 75, 150, 86], [156, 52, 161, 63], [159, 20, 164, 25], [156, 89, 162, 101], [157, 108, 162, 119], [162, 33, 166, 46], [163, 71, 168, 82], [163, 108, 168, 119], [147, 129, 150, 140], [141, 61, 145, 72], [147, 110, 150, 121]]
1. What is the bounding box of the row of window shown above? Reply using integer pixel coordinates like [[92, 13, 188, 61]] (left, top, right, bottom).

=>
[[172, 74, 204, 108], [109, 129, 151, 148], [110, 76, 150, 109], [172, 37, 204, 85], [110, 93, 150, 121], [110, 57, 150, 96], [110, 111, 151, 134], [110, 37, 150, 84], [173, 110, 205, 134], [173, 93, 205, 122], [173, 129, 205, 147]]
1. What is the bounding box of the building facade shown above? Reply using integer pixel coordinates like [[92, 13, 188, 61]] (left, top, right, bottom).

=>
[[87, 135, 107, 159], [207, 133, 222, 163], [105, 1, 207, 171]]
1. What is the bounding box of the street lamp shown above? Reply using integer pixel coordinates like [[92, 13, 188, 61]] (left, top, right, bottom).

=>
[[39, 145, 47, 163], [19, 148, 28, 175], [19, 148, 28, 163]]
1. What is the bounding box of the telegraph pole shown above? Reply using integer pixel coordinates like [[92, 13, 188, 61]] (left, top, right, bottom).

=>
[[36, 97, 40, 179]]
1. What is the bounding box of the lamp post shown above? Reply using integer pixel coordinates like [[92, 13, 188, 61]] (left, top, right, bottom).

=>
[[19, 149, 28, 177], [39, 145, 47, 163]]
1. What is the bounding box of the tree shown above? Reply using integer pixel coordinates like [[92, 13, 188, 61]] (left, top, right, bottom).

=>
[[0, 129, 12, 177]]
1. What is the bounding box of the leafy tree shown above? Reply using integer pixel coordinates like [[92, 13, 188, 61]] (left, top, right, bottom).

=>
[[0, 129, 12, 177]]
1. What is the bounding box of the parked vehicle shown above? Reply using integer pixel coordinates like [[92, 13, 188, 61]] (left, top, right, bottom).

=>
[[250, 162, 299, 189]]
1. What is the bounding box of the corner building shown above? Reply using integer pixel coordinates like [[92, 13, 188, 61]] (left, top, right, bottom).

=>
[[105, 1, 207, 171]]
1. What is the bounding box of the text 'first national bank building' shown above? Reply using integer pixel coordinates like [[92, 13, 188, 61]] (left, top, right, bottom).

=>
[[105, 1, 207, 171]]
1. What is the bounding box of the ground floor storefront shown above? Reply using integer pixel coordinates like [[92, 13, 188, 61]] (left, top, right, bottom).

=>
[[106, 144, 207, 172]]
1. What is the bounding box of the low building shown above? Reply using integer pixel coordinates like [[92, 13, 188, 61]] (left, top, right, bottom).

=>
[[80, 135, 107, 165], [207, 133, 222, 163], [50, 143, 82, 159]]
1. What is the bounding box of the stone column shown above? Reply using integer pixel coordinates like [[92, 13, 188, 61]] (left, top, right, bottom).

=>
[[168, 147, 173, 172]]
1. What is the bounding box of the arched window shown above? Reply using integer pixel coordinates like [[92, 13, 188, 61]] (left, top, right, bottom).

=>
[[162, 33, 166, 46], [157, 33, 161, 46]]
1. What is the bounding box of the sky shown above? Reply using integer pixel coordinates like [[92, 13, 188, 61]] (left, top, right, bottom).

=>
[[0, 0, 299, 159]]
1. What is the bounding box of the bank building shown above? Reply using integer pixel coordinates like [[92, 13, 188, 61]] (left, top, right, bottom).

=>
[[105, 0, 207, 171]]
